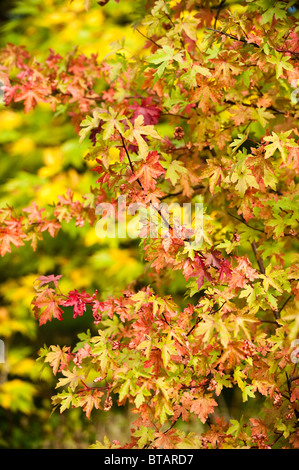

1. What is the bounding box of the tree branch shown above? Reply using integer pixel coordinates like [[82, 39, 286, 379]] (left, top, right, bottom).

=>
[[207, 27, 299, 57], [118, 131, 172, 231], [214, 0, 226, 29], [227, 212, 265, 234], [274, 295, 292, 320], [135, 28, 161, 49], [251, 239, 265, 275]]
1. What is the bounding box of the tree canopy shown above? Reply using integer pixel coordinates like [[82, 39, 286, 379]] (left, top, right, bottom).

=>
[[0, 0, 298, 449]]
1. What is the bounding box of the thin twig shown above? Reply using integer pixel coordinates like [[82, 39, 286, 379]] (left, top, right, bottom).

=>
[[214, 0, 226, 29], [135, 28, 161, 49], [160, 184, 204, 201], [251, 240, 265, 275], [272, 295, 292, 321], [207, 27, 256, 46], [227, 212, 264, 234], [269, 432, 283, 448], [187, 301, 226, 337], [259, 319, 279, 325], [118, 131, 141, 186], [207, 27, 299, 56], [118, 131, 172, 231]]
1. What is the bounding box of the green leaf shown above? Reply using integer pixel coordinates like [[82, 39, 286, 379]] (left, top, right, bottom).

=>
[[162, 157, 187, 186], [118, 379, 130, 402], [134, 392, 145, 408], [242, 384, 255, 402], [261, 4, 287, 24], [147, 45, 183, 78]]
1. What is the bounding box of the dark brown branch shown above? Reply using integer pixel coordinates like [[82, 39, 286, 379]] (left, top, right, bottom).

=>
[[269, 432, 284, 448], [214, 0, 226, 29], [251, 240, 265, 275], [187, 301, 226, 337], [207, 28, 299, 57], [289, 375, 299, 383], [160, 184, 204, 201], [206, 27, 257, 46], [227, 212, 265, 234], [118, 131, 141, 186], [118, 131, 172, 231], [274, 295, 292, 320], [259, 319, 279, 325], [135, 28, 161, 49]]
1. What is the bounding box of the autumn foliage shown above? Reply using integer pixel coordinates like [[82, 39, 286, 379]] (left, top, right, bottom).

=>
[[1, 0, 299, 449]]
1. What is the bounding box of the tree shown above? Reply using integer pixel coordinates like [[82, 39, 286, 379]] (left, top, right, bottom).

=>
[[1, 0, 299, 449]]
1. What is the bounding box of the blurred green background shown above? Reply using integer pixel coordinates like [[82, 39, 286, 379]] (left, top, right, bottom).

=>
[[0, 0, 148, 448]]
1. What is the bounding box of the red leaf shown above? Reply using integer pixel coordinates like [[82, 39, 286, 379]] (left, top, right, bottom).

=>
[[63, 289, 97, 318], [32, 288, 64, 325], [14, 83, 50, 112], [183, 253, 213, 289], [0, 218, 26, 256], [129, 97, 161, 126], [36, 274, 63, 288], [129, 151, 165, 192], [40, 218, 61, 237]]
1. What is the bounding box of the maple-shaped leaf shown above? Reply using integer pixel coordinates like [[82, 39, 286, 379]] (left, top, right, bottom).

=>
[[263, 130, 297, 162], [261, 3, 287, 24], [129, 97, 161, 126], [183, 253, 213, 289], [79, 110, 102, 144], [40, 218, 61, 237], [190, 395, 218, 423], [154, 428, 181, 449], [14, 83, 50, 113], [63, 289, 97, 318], [92, 299, 104, 324], [36, 274, 62, 288], [162, 156, 187, 186], [44, 344, 70, 375], [290, 431, 299, 449], [200, 158, 224, 195], [129, 151, 165, 192], [290, 386, 299, 403], [249, 418, 268, 439], [23, 202, 45, 222], [75, 389, 104, 419], [173, 392, 193, 422], [56, 367, 81, 391], [124, 114, 161, 159], [32, 288, 64, 325], [133, 426, 155, 448], [218, 258, 232, 282], [0, 223, 26, 256], [147, 45, 183, 79]]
